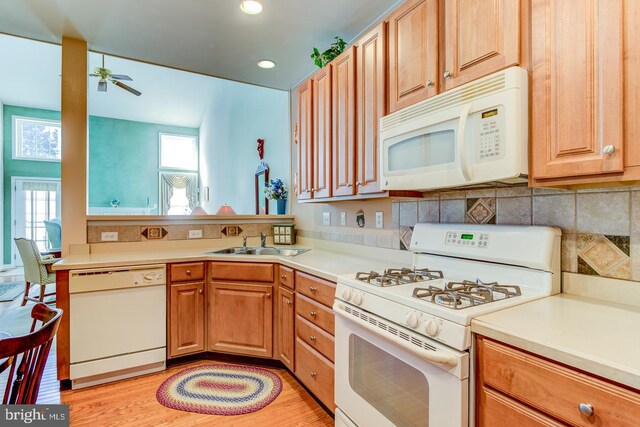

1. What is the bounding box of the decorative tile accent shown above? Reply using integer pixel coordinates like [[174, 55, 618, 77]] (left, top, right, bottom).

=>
[[496, 197, 531, 225], [466, 198, 496, 224], [221, 225, 243, 237], [577, 234, 631, 279], [400, 226, 414, 251], [142, 226, 168, 240], [576, 191, 630, 235]]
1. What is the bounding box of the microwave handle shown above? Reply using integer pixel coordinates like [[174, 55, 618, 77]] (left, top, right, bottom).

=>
[[458, 103, 472, 181]]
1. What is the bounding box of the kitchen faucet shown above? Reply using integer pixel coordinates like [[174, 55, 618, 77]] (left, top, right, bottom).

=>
[[242, 236, 248, 250], [260, 232, 266, 248]]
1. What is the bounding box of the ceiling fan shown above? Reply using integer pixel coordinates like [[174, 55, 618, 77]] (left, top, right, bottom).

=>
[[90, 55, 142, 96]]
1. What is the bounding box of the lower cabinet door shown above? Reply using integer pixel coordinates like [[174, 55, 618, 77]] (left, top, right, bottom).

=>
[[169, 282, 205, 358], [278, 286, 295, 371], [208, 282, 273, 358], [295, 337, 335, 412]]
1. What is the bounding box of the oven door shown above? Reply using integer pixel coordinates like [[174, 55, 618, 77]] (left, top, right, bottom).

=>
[[334, 303, 469, 427]]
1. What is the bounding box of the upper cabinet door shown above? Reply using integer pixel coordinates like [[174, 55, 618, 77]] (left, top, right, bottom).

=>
[[332, 46, 357, 197], [443, 0, 520, 91], [388, 0, 439, 113], [531, 0, 623, 179], [297, 80, 313, 200], [356, 23, 386, 195], [313, 66, 332, 199]]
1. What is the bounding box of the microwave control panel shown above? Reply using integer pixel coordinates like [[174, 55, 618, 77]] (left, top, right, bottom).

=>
[[445, 232, 489, 248], [475, 106, 506, 162]]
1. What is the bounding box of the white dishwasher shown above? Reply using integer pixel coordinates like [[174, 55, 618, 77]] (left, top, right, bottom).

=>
[[69, 264, 166, 389]]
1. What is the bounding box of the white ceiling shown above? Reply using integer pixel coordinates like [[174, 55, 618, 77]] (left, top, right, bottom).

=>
[[0, 33, 272, 128], [0, 0, 401, 90]]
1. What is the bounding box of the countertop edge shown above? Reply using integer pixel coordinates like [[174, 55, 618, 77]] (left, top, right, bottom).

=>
[[471, 319, 640, 391]]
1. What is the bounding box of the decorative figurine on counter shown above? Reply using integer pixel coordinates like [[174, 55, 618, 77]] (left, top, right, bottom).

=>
[[257, 138, 265, 160]]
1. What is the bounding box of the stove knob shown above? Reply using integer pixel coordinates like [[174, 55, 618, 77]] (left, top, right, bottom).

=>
[[341, 289, 352, 301], [425, 319, 440, 337], [353, 293, 363, 306], [406, 312, 419, 329]]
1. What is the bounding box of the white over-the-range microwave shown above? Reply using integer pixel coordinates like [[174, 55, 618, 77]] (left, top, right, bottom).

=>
[[380, 66, 528, 191]]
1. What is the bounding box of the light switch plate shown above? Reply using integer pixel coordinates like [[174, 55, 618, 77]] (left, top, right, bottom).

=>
[[340, 212, 346, 226], [322, 212, 331, 226], [375, 212, 384, 229], [101, 231, 118, 241], [188, 229, 203, 239]]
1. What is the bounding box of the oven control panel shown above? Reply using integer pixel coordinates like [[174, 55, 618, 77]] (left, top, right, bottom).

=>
[[445, 231, 489, 248]]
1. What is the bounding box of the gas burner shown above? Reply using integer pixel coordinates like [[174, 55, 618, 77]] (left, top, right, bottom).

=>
[[355, 268, 444, 287], [413, 279, 522, 310]]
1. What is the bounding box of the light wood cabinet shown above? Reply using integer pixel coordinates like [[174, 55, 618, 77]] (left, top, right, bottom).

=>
[[477, 336, 640, 427], [208, 282, 273, 358], [277, 286, 295, 371], [388, 0, 439, 113], [442, 0, 521, 90], [531, 0, 624, 183], [332, 46, 357, 197], [313, 65, 332, 199], [295, 337, 335, 412], [297, 79, 313, 200], [168, 282, 205, 358], [356, 22, 386, 195]]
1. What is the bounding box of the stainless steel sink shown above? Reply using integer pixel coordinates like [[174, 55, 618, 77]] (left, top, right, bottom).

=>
[[207, 247, 309, 257]]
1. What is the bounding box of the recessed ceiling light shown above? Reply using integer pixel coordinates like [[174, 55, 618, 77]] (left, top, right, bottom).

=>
[[240, 0, 262, 14], [257, 59, 276, 69]]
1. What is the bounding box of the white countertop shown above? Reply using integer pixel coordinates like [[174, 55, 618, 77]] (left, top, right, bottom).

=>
[[472, 293, 640, 390]]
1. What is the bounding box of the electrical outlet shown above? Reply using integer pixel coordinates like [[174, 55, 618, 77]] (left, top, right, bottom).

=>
[[188, 229, 203, 239], [101, 231, 118, 241], [322, 212, 331, 226], [375, 212, 384, 229], [340, 212, 346, 226]]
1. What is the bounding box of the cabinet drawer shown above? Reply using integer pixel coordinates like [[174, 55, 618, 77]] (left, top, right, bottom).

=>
[[170, 262, 204, 282], [479, 386, 564, 427], [210, 262, 274, 283], [296, 293, 334, 335], [479, 337, 640, 427], [295, 337, 334, 412], [279, 265, 295, 290], [296, 315, 334, 362], [295, 271, 335, 307]]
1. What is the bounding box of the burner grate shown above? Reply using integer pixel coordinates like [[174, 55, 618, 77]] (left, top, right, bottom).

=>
[[355, 267, 443, 287], [413, 279, 522, 310]]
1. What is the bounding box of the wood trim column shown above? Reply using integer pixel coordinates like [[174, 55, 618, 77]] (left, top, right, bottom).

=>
[[61, 37, 87, 257]]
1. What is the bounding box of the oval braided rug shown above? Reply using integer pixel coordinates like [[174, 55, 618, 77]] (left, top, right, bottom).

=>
[[156, 364, 283, 415]]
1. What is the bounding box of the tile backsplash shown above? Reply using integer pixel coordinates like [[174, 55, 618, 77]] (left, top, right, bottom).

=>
[[297, 186, 640, 282]]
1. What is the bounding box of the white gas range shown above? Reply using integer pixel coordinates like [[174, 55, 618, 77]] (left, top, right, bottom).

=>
[[333, 223, 561, 427]]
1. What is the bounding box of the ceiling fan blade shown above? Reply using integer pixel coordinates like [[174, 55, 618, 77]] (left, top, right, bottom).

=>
[[110, 74, 133, 81], [98, 80, 107, 92], [112, 80, 142, 96], [89, 73, 101, 77]]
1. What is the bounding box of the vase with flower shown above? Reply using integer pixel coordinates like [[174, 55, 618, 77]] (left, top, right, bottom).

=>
[[264, 179, 288, 214]]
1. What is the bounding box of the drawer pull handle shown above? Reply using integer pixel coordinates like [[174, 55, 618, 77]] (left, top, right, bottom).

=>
[[309, 286, 317, 292], [578, 403, 594, 417], [309, 336, 316, 341], [310, 311, 317, 317], [310, 371, 317, 378], [286, 300, 292, 305]]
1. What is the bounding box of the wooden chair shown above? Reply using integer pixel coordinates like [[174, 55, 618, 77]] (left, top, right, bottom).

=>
[[14, 238, 58, 306], [0, 303, 62, 404]]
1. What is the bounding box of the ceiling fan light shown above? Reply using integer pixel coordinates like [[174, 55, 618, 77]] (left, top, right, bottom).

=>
[[257, 59, 276, 69], [98, 80, 107, 92], [240, 0, 262, 14]]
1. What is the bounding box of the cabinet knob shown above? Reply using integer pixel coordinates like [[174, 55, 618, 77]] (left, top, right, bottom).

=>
[[310, 371, 317, 378], [443, 70, 452, 78], [186, 270, 191, 275], [310, 311, 317, 317], [578, 403, 594, 417], [266, 293, 271, 299], [602, 145, 615, 155], [426, 79, 434, 87], [309, 286, 317, 292], [309, 335, 316, 341], [280, 274, 287, 279], [198, 289, 203, 294], [286, 300, 292, 305], [347, 183, 353, 187]]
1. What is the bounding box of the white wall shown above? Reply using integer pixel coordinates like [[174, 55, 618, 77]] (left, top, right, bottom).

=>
[[199, 80, 290, 215]]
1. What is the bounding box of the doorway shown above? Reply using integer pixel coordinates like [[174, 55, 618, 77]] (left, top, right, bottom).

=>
[[11, 177, 61, 266]]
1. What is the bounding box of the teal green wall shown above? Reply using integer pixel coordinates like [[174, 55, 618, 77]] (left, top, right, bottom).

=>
[[88, 116, 198, 208], [3, 105, 61, 263], [3, 105, 199, 262]]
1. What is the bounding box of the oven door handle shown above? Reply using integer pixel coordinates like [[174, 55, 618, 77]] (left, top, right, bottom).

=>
[[334, 305, 459, 367]]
